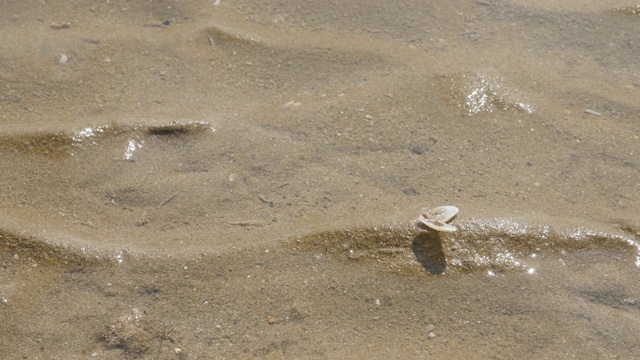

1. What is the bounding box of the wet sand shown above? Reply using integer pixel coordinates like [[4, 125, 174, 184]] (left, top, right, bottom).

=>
[[1, 1, 640, 358]]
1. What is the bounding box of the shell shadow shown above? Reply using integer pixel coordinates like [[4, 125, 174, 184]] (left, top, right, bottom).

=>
[[411, 232, 447, 275]]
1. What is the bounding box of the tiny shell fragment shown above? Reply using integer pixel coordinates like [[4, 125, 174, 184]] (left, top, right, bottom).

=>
[[50, 22, 71, 30], [59, 54, 68, 64]]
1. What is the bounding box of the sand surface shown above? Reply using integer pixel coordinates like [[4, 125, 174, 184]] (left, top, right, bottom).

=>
[[1, 0, 640, 358]]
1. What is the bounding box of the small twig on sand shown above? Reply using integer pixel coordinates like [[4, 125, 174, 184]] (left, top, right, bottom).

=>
[[258, 195, 273, 207], [157, 193, 177, 208], [228, 220, 263, 227]]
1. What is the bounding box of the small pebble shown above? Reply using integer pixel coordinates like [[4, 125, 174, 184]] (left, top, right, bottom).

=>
[[425, 323, 436, 333], [428, 331, 436, 338], [59, 54, 68, 65], [267, 316, 277, 325], [174, 348, 182, 354], [584, 109, 601, 116]]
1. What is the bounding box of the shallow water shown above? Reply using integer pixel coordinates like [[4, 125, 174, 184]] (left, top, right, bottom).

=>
[[1, 0, 640, 358]]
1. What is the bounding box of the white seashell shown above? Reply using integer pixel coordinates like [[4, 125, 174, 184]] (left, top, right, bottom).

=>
[[418, 218, 458, 232], [417, 205, 459, 232], [422, 205, 459, 222]]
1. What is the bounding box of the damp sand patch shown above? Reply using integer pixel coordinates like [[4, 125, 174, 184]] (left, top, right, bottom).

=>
[[290, 217, 640, 276], [0, 228, 102, 267], [0, 121, 213, 158]]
